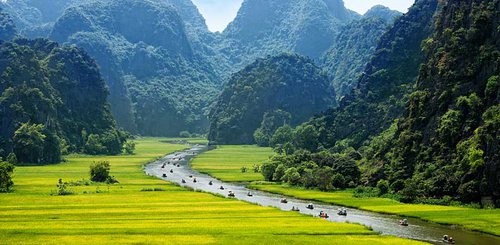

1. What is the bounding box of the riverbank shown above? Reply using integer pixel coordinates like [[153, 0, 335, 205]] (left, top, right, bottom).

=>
[[0, 138, 421, 244], [249, 183, 500, 236]]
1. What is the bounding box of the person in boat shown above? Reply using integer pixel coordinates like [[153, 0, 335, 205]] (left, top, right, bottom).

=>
[[193, 178, 197, 183], [209, 181, 213, 185], [306, 204, 314, 209], [399, 219, 408, 226], [162, 173, 167, 177], [181, 179, 186, 183], [170, 169, 173, 173], [161, 164, 165, 169], [281, 198, 288, 203], [189, 175, 193, 178], [247, 192, 253, 197], [291, 206, 299, 211], [220, 186, 225, 190]]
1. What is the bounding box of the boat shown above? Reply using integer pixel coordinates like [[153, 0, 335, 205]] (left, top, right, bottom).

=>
[[280, 198, 288, 204], [306, 204, 314, 210], [162, 173, 167, 177], [399, 219, 409, 226], [220, 186, 225, 190], [337, 208, 347, 216], [442, 235, 455, 244], [209, 181, 213, 186], [319, 211, 329, 219], [193, 178, 197, 183], [247, 192, 253, 197], [291, 207, 300, 212], [181, 179, 186, 184], [228, 191, 235, 197], [170, 169, 173, 173]]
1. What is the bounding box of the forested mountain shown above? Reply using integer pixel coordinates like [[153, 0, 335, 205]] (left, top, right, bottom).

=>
[[0, 38, 125, 164], [208, 54, 335, 145], [219, 0, 360, 71], [0, 6, 16, 40], [0, 0, 82, 38], [322, 5, 401, 99], [49, 0, 220, 136], [369, 0, 500, 204], [301, 0, 438, 150]]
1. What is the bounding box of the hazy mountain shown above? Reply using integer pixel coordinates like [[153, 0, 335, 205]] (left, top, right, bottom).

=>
[[218, 0, 360, 71], [49, 0, 220, 136], [322, 5, 402, 100]]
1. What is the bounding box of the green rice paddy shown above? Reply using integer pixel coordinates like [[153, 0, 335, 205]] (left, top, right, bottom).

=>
[[0, 138, 423, 244], [248, 183, 500, 236], [190, 145, 273, 182]]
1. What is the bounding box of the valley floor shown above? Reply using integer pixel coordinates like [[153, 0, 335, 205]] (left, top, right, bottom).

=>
[[194, 144, 500, 237], [0, 138, 422, 244]]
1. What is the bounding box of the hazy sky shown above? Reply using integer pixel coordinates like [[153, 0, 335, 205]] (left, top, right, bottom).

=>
[[192, 0, 415, 32]]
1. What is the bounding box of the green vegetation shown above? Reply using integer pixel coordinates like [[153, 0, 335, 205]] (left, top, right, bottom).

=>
[[322, 5, 401, 99], [0, 38, 126, 164], [49, 0, 220, 135], [0, 6, 16, 40], [366, 0, 500, 205], [219, 0, 359, 69], [0, 161, 14, 192], [208, 54, 335, 145], [261, 150, 361, 191], [249, 183, 500, 236], [191, 145, 273, 182], [0, 138, 425, 244]]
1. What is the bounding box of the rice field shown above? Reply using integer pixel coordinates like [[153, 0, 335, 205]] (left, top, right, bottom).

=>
[[249, 183, 500, 236], [0, 138, 424, 244], [190, 145, 273, 182]]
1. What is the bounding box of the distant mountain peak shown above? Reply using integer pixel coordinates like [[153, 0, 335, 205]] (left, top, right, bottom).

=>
[[364, 5, 402, 23]]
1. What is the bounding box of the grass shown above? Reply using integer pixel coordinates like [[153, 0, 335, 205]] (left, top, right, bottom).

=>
[[190, 145, 273, 182], [249, 183, 500, 236], [0, 138, 425, 244]]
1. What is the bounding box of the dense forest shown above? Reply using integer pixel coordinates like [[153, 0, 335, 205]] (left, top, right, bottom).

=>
[[208, 54, 335, 145], [261, 0, 500, 206], [0, 37, 126, 164]]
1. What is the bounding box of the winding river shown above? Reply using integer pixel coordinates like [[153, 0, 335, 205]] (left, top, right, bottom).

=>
[[144, 144, 500, 245]]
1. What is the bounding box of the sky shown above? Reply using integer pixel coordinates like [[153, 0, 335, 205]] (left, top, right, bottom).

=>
[[192, 0, 415, 32]]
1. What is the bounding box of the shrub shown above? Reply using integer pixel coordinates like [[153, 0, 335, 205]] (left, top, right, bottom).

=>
[[0, 162, 15, 192], [179, 131, 191, 138], [90, 161, 111, 182], [253, 164, 260, 173], [55, 178, 72, 196], [123, 141, 136, 155], [241, 166, 248, 173]]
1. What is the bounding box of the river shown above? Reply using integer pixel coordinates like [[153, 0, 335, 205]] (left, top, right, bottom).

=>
[[144, 144, 500, 245]]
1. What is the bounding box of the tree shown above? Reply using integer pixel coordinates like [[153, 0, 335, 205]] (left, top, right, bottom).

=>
[[261, 162, 277, 181], [282, 167, 301, 185], [6, 153, 17, 165], [123, 141, 136, 155], [294, 125, 319, 152], [84, 134, 106, 155], [0, 162, 14, 192], [273, 164, 286, 182], [376, 180, 389, 195], [270, 124, 294, 148], [90, 161, 111, 182], [13, 123, 46, 164]]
